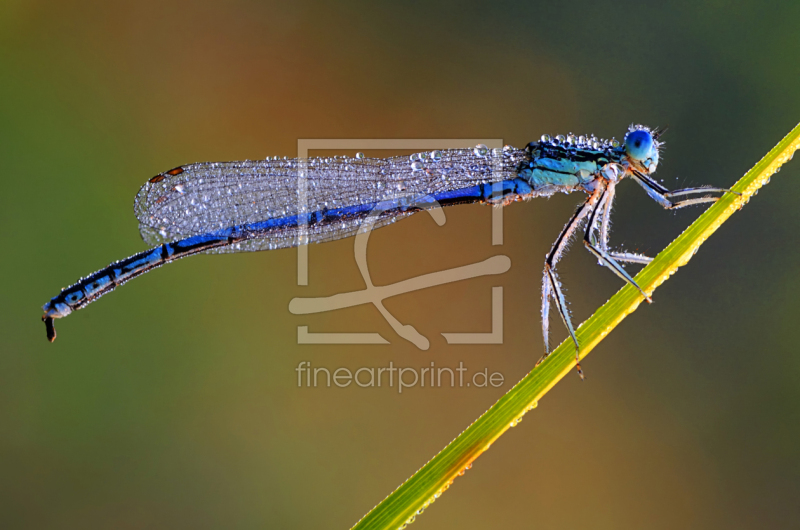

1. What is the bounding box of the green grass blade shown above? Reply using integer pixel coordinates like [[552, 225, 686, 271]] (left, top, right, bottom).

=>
[[351, 123, 800, 530]]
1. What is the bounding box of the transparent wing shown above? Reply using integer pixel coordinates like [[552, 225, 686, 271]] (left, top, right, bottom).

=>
[[134, 147, 525, 252]]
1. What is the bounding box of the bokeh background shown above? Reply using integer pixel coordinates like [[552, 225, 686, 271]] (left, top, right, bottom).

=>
[[2, 1, 799, 528]]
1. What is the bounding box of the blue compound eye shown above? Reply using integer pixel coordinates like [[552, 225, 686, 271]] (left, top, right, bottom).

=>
[[625, 129, 653, 161]]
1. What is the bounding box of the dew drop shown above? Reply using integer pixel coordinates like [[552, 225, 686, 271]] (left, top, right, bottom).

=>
[[355, 152, 365, 159], [430, 150, 442, 162], [541, 133, 551, 142], [473, 144, 488, 157], [411, 161, 423, 172]]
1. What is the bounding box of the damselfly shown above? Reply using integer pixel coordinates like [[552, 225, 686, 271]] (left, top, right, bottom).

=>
[[42, 125, 733, 376]]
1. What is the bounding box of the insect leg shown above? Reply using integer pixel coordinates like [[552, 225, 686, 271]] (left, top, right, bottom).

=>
[[537, 185, 604, 378], [598, 180, 615, 252], [593, 180, 653, 265], [544, 263, 583, 378], [664, 186, 735, 198], [583, 188, 653, 303], [608, 252, 653, 265], [540, 199, 592, 357], [631, 170, 737, 210]]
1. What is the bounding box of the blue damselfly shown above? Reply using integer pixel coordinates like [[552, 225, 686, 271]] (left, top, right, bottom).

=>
[[42, 125, 733, 376]]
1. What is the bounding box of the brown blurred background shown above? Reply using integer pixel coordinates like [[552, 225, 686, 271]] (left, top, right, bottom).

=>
[[2, 1, 799, 528]]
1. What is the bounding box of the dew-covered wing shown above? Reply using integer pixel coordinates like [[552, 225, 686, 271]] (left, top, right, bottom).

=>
[[134, 147, 525, 252]]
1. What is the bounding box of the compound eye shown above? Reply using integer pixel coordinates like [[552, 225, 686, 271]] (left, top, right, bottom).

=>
[[625, 130, 653, 161]]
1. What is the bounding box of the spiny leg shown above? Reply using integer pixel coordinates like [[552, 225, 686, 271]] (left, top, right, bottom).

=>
[[538, 185, 604, 378], [545, 263, 582, 378], [631, 170, 738, 210], [595, 179, 653, 265], [609, 252, 653, 265], [541, 273, 552, 357], [584, 188, 653, 303], [665, 197, 720, 209], [664, 187, 735, 198], [597, 180, 615, 253], [538, 201, 591, 372]]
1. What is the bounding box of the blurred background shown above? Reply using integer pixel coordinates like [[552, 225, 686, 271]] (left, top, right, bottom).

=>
[[2, 1, 799, 528]]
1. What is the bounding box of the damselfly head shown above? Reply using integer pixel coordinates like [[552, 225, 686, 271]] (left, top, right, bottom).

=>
[[624, 125, 660, 174]]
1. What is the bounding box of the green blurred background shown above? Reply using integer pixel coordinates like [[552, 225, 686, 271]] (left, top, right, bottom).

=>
[[2, 1, 799, 528]]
